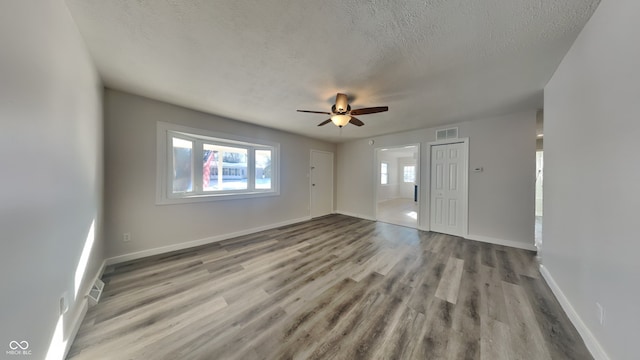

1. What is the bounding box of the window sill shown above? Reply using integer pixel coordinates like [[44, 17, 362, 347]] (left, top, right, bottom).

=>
[[156, 190, 280, 205]]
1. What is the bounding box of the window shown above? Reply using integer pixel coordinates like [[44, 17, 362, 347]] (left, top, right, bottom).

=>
[[403, 165, 416, 183], [157, 122, 279, 204], [380, 162, 388, 185]]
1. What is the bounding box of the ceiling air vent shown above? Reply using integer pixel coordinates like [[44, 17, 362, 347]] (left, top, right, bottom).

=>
[[436, 127, 458, 141]]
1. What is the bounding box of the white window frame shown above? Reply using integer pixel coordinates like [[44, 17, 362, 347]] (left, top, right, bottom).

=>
[[156, 122, 280, 205], [403, 165, 416, 183], [380, 162, 389, 185]]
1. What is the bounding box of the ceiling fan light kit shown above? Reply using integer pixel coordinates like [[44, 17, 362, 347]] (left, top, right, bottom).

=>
[[331, 114, 351, 127], [297, 93, 389, 128]]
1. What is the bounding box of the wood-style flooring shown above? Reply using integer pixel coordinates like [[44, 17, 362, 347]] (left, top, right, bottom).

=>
[[67, 215, 591, 360], [377, 198, 418, 228]]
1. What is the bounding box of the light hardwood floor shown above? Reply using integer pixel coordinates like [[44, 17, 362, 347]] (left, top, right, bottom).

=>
[[68, 215, 591, 360], [377, 198, 418, 228]]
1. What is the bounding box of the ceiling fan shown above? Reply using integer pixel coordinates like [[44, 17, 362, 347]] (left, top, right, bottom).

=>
[[297, 93, 389, 128]]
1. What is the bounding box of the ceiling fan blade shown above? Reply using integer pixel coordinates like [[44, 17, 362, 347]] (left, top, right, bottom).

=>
[[350, 106, 389, 116], [349, 117, 364, 126], [317, 119, 332, 126], [297, 110, 331, 115]]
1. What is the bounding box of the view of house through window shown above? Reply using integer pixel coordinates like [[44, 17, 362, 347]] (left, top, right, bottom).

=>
[[159, 122, 279, 203], [202, 144, 248, 191]]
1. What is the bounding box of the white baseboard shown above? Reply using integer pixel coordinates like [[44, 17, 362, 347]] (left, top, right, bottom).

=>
[[335, 211, 376, 222], [465, 234, 537, 251], [90, 259, 107, 288], [63, 258, 106, 359], [105, 216, 311, 265], [539, 265, 610, 360], [63, 299, 88, 359]]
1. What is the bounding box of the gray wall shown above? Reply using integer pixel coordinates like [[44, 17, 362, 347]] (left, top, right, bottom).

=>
[[337, 111, 536, 248], [0, 1, 104, 358], [543, 0, 640, 358], [104, 90, 335, 259]]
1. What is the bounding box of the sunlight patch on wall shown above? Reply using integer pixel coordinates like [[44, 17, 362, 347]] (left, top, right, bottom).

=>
[[45, 315, 66, 360], [74, 219, 95, 298]]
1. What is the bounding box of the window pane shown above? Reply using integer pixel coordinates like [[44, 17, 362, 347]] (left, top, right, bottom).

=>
[[381, 163, 388, 185], [202, 148, 219, 191], [203, 144, 247, 191], [172, 137, 193, 193], [403, 165, 416, 183], [255, 149, 272, 189]]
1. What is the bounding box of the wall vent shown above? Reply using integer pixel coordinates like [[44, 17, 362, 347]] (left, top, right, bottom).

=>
[[87, 279, 105, 306], [436, 127, 459, 141]]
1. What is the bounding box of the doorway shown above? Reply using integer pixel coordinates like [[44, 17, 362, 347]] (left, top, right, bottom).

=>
[[375, 144, 420, 228], [429, 140, 468, 237], [535, 110, 544, 249], [310, 150, 334, 218]]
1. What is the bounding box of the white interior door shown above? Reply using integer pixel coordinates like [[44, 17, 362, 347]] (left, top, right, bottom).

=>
[[430, 142, 467, 236], [310, 150, 334, 218]]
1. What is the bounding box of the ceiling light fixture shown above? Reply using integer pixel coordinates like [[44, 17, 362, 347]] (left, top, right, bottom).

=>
[[331, 114, 351, 128], [297, 93, 389, 128]]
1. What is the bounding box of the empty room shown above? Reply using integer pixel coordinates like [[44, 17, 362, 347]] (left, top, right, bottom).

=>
[[2, 0, 638, 359]]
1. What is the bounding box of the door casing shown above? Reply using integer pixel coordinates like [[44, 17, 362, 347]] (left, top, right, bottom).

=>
[[310, 150, 334, 218], [427, 138, 469, 237]]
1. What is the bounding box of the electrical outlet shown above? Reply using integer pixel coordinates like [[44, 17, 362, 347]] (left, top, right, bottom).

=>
[[596, 302, 605, 325], [123, 233, 131, 242]]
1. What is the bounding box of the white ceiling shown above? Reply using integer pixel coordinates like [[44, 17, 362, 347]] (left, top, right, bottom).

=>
[[65, 0, 600, 143]]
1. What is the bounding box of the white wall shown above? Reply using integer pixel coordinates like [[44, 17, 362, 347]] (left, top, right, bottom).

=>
[[337, 111, 536, 249], [397, 157, 417, 199], [377, 152, 400, 201], [104, 90, 335, 259], [543, 0, 640, 358], [0, 1, 104, 359]]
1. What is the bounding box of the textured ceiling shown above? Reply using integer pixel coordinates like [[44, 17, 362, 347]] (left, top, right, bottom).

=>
[[65, 0, 600, 142]]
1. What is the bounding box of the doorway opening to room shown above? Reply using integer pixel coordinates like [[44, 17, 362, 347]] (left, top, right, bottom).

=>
[[375, 144, 420, 228], [535, 150, 544, 248], [535, 110, 544, 249]]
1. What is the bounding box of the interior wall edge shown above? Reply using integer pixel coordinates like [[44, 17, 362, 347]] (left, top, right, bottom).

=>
[[334, 211, 376, 222], [62, 258, 107, 359], [539, 265, 611, 360], [465, 234, 537, 252]]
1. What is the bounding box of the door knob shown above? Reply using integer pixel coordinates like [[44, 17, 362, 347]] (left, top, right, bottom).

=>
[[312, 184, 316, 186]]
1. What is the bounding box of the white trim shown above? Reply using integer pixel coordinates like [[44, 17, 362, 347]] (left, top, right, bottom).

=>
[[62, 299, 88, 360], [465, 234, 537, 251], [63, 259, 106, 359], [156, 121, 280, 205], [427, 138, 469, 237], [89, 259, 107, 292], [539, 265, 611, 360], [335, 211, 376, 222], [105, 216, 311, 265], [309, 149, 335, 218]]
